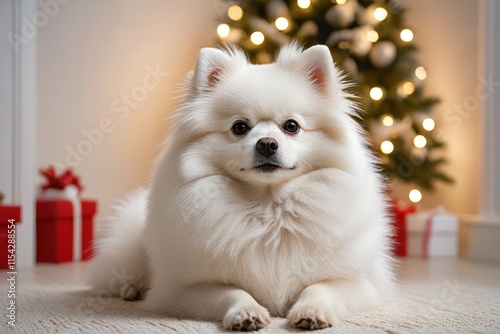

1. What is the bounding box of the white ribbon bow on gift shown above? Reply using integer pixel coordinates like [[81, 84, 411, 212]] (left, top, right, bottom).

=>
[[39, 185, 82, 261]]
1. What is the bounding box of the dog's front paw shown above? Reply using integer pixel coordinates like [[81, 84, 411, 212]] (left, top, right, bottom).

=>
[[288, 304, 335, 330], [120, 284, 142, 301], [223, 305, 270, 331]]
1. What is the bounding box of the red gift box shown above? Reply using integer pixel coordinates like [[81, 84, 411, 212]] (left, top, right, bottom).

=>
[[390, 199, 416, 256], [0, 205, 21, 269], [36, 199, 97, 263]]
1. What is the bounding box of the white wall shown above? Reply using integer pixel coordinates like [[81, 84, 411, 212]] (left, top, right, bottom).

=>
[[0, 0, 14, 202], [481, 0, 500, 218], [465, 0, 500, 262], [37, 0, 218, 223], [395, 0, 483, 215], [1, 0, 37, 267]]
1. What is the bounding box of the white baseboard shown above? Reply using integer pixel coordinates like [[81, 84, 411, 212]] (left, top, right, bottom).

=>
[[465, 217, 500, 262]]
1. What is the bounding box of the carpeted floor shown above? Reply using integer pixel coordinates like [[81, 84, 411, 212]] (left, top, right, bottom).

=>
[[1, 258, 499, 333]]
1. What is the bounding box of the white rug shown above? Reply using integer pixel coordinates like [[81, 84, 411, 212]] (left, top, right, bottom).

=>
[[2, 280, 499, 333]]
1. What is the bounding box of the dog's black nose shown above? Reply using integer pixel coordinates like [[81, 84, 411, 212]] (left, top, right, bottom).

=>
[[256, 137, 278, 157]]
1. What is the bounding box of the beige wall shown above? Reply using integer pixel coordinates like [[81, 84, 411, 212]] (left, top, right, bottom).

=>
[[37, 0, 218, 221], [394, 0, 483, 215], [37, 0, 484, 219]]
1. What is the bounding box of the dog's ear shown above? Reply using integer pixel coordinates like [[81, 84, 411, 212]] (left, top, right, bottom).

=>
[[276, 44, 335, 95], [192, 47, 244, 92]]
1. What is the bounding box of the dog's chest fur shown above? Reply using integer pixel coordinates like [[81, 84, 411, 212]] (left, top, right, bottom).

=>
[[193, 189, 347, 316]]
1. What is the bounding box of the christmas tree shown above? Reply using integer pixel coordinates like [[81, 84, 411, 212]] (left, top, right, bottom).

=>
[[216, 0, 452, 203]]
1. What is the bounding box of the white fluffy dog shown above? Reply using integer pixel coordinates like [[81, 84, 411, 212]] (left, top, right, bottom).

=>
[[89, 44, 395, 331]]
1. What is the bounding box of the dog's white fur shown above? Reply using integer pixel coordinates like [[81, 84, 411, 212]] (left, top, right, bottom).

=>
[[89, 44, 395, 331]]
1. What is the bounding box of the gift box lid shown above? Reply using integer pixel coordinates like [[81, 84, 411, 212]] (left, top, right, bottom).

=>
[[37, 199, 97, 220], [0, 205, 22, 224], [406, 212, 458, 233]]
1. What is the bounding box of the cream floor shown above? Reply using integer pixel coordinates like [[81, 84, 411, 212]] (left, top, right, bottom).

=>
[[1, 258, 499, 333]]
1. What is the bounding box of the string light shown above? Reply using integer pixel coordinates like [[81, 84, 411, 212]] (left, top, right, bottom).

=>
[[297, 0, 311, 9], [380, 140, 394, 154], [414, 135, 427, 148], [275, 17, 289, 31], [336, 0, 347, 4], [415, 66, 427, 80], [403, 81, 415, 94], [422, 118, 435, 131], [409, 189, 422, 203], [217, 24, 230, 39], [374, 8, 388, 21], [366, 30, 379, 42], [370, 87, 384, 100], [227, 5, 243, 21], [250, 31, 265, 45], [397, 81, 415, 97], [381, 114, 394, 126], [400, 29, 414, 42]]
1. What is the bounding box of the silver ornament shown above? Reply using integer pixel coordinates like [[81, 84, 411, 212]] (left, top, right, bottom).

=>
[[369, 41, 397, 67]]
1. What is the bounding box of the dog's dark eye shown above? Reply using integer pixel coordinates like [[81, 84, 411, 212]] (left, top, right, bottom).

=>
[[283, 119, 300, 134], [231, 121, 250, 135]]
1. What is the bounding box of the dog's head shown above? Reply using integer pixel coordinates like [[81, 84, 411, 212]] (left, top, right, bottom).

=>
[[175, 44, 359, 185]]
